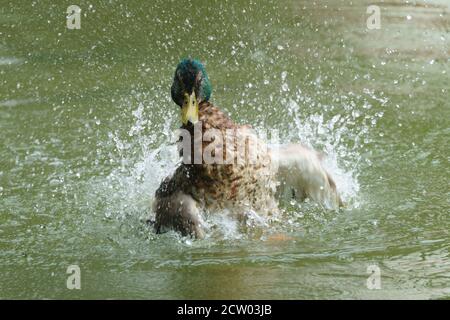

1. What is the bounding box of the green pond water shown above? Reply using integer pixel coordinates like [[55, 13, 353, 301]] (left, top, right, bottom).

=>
[[0, 0, 449, 299]]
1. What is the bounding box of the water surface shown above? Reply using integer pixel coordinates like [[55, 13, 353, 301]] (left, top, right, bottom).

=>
[[0, 0, 449, 299]]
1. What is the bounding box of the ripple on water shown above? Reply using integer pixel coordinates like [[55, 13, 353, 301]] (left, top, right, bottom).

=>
[[0, 57, 22, 66], [0, 98, 35, 108]]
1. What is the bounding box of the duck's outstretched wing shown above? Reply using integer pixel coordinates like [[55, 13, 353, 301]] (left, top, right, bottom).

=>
[[270, 144, 343, 210], [153, 168, 205, 239]]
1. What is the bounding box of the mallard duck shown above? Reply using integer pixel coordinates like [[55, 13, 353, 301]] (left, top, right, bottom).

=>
[[153, 59, 342, 238]]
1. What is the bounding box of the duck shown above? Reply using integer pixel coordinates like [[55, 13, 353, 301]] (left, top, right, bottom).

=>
[[153, 58, 342, 238]]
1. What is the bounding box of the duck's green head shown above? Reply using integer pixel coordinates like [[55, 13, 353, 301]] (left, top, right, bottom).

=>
[[171, 59, 212, 125]]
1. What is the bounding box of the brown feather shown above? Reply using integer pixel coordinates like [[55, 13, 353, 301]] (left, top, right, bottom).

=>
[[154, 101, 278, 236]]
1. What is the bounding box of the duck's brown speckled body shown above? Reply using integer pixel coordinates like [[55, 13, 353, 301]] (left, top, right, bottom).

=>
[[154, 101, 278, 237], [153, 59, 342, 238]]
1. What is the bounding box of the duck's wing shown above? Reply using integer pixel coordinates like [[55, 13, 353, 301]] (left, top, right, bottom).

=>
[[270, 144, 343, 210], [153, 168, 206, 238]]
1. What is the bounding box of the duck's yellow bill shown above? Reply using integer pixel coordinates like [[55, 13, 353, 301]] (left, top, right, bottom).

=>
[[181, 92, 199, 125]]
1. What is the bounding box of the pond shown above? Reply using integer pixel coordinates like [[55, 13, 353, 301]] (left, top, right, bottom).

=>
[[0, 0, 449, 299]]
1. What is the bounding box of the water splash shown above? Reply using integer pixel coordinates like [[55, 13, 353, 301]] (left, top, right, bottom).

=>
[[85, 76, 386, 239], [84, 92, 180, 223]]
